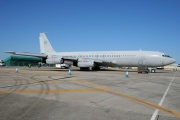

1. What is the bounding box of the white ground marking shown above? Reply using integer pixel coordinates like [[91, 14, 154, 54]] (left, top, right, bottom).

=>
[[150, 71, 177, 120]]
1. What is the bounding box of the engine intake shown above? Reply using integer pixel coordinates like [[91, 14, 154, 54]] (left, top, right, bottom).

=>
[[60, 58, 73, 65]]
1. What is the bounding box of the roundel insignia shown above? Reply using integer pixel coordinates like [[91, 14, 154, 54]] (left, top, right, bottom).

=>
[[138, 60, 143, 65]]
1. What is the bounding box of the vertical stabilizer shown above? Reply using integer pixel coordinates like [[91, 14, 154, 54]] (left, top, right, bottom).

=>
[[39, 33, 55, 53]]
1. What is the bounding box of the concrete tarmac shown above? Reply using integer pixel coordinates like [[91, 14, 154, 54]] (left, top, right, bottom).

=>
[[0, 67, 179, 120]]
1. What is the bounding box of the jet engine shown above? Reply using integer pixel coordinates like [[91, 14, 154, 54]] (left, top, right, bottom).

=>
[[77, 58, 95, 67], [46, 58, 62, 64]]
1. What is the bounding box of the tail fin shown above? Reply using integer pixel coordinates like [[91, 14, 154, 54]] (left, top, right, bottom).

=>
[[39, 33, 56, 53]]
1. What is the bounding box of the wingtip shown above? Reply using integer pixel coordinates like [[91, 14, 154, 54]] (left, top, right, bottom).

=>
[[4, 51, 16, 54]]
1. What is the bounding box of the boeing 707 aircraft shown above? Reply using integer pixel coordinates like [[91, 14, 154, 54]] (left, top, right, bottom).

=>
[[5, 33, 176, 72]]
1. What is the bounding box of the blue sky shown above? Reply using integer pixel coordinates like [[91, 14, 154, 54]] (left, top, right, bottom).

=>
[[0, 0, 180, 63]]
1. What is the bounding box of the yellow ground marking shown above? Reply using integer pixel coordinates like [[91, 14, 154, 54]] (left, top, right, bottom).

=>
[[2, 69, 180, 117], [69, 80, 82, 83], [0, 89, 102, 94], [76, 77, 180, 118], [0, 80, 44, 83]]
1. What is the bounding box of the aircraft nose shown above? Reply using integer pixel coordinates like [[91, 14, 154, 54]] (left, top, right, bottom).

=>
[[171, 58, 176, 64]]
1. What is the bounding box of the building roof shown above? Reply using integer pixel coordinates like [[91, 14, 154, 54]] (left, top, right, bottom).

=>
[[4, 55, 42, 61]]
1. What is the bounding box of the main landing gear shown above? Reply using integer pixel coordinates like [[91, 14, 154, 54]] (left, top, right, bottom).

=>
[[137, 66, 156, 73], [80, 67, 100, 71]]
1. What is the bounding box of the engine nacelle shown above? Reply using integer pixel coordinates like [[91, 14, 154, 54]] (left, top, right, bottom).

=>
[[77, 59, 95, 67], [46, 58, 61, 64], [77, 62, 94, 67]]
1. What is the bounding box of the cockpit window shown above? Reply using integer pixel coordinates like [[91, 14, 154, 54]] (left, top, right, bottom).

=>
[[162, 54, 172, 58]]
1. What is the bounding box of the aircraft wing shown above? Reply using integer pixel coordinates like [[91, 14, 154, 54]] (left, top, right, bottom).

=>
[[62, 56, 115, 66], [4, 51, 47, 58], [62, 56, 103, 63], [62, 56, 78, 61]]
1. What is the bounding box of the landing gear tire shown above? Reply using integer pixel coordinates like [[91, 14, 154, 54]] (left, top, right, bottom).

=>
[[96, 67, 100, 70], [145, 69, 149, 73], [80, 67, 100, 71], [92, 67, 100, 70], [151, 69, 156, 73], [80, 67, 90, 71]]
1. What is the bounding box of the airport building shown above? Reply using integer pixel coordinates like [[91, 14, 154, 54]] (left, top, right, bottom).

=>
[[4, 55, 42, 67]]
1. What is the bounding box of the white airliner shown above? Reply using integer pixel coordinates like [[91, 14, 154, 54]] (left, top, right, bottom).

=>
[[5, 33, 176, 72]]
